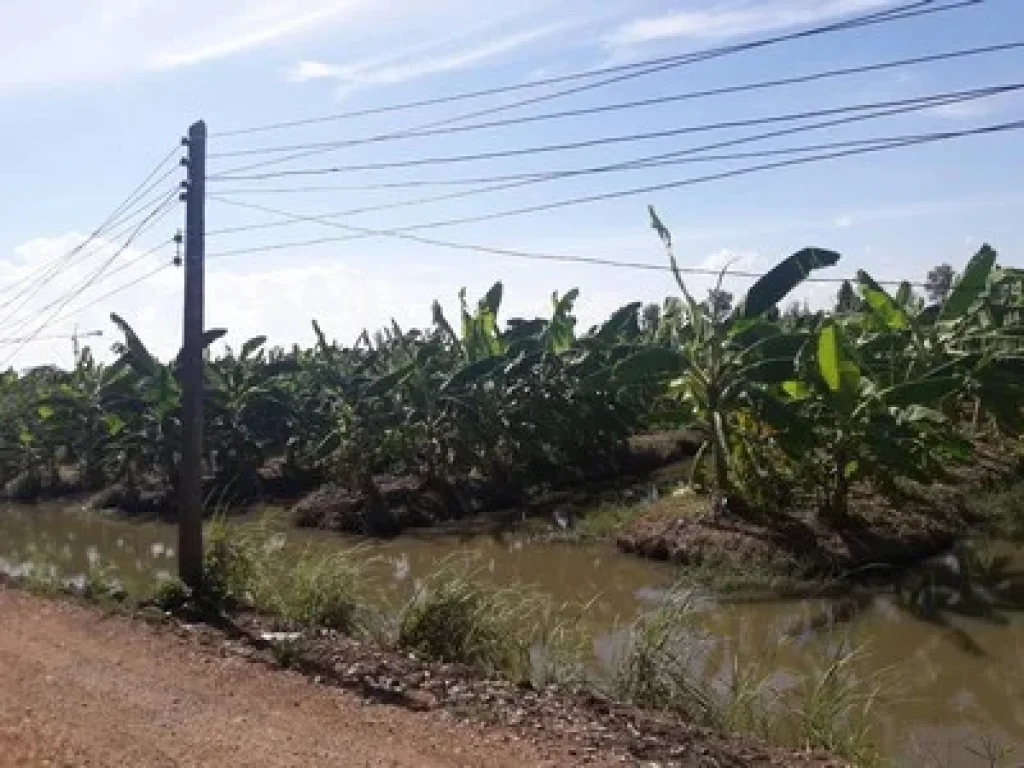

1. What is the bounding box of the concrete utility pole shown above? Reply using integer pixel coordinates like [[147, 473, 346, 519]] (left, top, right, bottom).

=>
[[179, 120, 207, 588]]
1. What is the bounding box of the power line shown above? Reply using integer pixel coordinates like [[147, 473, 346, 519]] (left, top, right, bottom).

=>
[[0, 192, 180, 367], [0, 331, 103, 346], [205, 118, 1021, 281], [209, 83, 1019, 183], [205, 91, 1017, 238], [47, 260, 176, 332], [206, 133, 989, 197], [0, 169, 180, 302], [211, 0, 980, 175], [213, 0, 976, 140], [0, 177, 179, 293], [208, 139, 895, 236], [0, 201, 179, 334], [0, 143, 181, 329], [206, 217, 924, 288], [209, 41, 1023, 161], [0, 185, 183, 336], [206, 116, 1024, 244]]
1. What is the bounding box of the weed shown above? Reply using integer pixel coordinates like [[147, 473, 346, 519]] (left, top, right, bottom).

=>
[[783, 641, 887, 766], [396, 554, 583, 681], [974, 481, 1024, 540], [249, 545, 366, 632], [81, 555, 121, 601], [610, 588, 721, 725], [575, 502, 644, 539], [16, 562, 63, 595], [152, 577, 192, 611], [610, 587, 887, 765], [201, 516, 257, 608], [268, 634, 307, 669]]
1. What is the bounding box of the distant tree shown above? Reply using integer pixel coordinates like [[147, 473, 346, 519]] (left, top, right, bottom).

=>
[[925, 264, 956, 304], [783, 299, 810, 319], [704, 288, 734, 323], [835, 280, 863, 312], [640, 303, 661, 334]]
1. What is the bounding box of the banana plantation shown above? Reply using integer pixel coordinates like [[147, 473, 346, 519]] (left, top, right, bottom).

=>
[[2, 211, 1022, 539]]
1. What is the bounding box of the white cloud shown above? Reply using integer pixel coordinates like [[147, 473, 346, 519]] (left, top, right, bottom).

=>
[[606, 0, 894, 49], [288, 60, 340, 82], [697, 247, 759, 274], [150, 2, 362, 70], [835, 214, 854, 228], [0, 1, 368, 92], [287, 21, 571, 91]]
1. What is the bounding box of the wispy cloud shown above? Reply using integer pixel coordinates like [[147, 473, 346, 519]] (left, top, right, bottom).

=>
[[287, 21, 571, 91], [0, 1, 366, 92], [606, 0, 894, 49], [926, 91, 1022, 121], [150, 1, 362, 70]]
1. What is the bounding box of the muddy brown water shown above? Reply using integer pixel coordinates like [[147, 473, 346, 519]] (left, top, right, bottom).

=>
[[2, 500, 1022, 767]]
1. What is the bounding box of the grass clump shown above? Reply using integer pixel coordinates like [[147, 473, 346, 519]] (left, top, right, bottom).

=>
[[15, 562, 64, 595], [152, 577, 192, 611], [200, 517, 368, 633], [610, 587, 888, 766], [201, 516, 257, 608], [575, 502, 643, 539], [396, 553, 588, 682], [250, 545, 366, 632], [781, 642, 887, 766], [611, 589, 721, 725], [973, 481, 1024, 540]]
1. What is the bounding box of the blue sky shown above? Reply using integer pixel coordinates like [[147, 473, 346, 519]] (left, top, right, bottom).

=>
[[0, 0, 1021, 368]]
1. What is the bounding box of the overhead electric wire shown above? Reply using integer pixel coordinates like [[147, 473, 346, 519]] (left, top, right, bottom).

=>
[[0, 188, 181, 330], [0, 192, 180, 367], [208, 138, 901, 236], [205, 86, 1021, 239], [210, 40, 1023, 161], [205, 87, 1017, 239], [211, 0, 980, 175], [0, 331, 103, 346], [0, 193, 178, 341], [46, 259, 176, 332], [0, 142, 181, 327], [209, 83, 1020, 184], [213, 0, 977, 140], [206, 118, 1024, 265], [0, 167, 180, 302]]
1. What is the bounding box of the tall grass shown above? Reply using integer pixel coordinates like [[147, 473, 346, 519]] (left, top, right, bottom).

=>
[[610, 589, 721, 725], [198, 517, 368, 633], [610, 587, 888, 765], [782, 642, 886, 766], [395, 553, 591, 683]]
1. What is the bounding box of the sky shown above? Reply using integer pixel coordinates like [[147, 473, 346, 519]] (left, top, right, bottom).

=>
[[0, 0, 1022, 368]]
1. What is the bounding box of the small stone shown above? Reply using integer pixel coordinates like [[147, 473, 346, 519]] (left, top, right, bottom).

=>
[[402, 689, 438, 712]]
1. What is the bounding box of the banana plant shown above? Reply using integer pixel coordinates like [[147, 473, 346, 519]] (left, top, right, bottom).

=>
[[786, 317, 973, 520], [608, 207, 840, 512]]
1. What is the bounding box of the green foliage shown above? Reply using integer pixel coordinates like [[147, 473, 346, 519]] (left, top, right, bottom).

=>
[[644, 208, 839, 510], [201, 516, 256, 607], [249, 545, 365, 632], [152, 577, 192, 611], [396, 554, 576, 681], [1, 207, 1020, 532]]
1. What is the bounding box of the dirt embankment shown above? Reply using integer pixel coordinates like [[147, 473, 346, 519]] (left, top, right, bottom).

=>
[[0, 588, 843, 768], [618, 440, 1022, 575]]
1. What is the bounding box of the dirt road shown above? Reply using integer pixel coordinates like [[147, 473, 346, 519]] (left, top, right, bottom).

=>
[[0, 588, 587, 768]]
